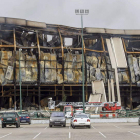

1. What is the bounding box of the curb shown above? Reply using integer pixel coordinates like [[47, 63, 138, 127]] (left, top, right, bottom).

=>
[[0, 118, 138, 124], [30, 118, 138, 124]]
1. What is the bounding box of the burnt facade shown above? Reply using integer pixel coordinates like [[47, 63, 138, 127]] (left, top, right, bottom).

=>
[[0, 17, 140, 110]]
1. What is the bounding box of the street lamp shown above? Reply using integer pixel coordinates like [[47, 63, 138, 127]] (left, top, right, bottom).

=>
[[19, 48, 22, 113], [75, 9, 89, 113]]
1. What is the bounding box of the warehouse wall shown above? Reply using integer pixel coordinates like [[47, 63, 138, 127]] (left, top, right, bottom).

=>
[[0, 21, 140, 109]]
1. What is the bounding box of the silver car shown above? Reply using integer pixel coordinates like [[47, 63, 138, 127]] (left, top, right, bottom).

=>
[[49, 112, 66, 127], [71, 113, 91, 129]]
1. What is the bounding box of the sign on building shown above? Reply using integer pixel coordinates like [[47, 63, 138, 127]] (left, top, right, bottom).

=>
[[48, 101, 55, 109], [5, 66, 13, 80]]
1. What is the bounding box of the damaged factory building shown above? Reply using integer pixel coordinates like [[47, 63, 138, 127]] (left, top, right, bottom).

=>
[[0, 17, 140, 110]]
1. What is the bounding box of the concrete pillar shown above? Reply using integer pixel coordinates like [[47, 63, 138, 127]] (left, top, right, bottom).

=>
[[108, 79, 111, 102], [33, 88, 35, 105], [9, 96, 12, 108]]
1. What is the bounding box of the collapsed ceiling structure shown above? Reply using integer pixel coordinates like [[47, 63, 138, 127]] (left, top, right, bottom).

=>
[[0, 17, 140, 110]]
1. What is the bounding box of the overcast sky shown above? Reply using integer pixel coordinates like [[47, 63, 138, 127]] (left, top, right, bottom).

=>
[[0, 0, 140, 29]]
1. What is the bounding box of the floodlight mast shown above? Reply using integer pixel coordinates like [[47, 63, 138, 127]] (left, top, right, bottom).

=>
[[75, 9, 89, 113]]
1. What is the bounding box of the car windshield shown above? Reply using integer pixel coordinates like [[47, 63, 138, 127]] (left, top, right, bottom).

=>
[[20, 114, 28, 117], [4, 113, 16, 117], [51, 112, 64, 117], [75, 115, 88, 118]]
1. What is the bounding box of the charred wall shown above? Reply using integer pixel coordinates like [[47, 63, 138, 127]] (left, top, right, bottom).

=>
[[0, 17, 140, 110]]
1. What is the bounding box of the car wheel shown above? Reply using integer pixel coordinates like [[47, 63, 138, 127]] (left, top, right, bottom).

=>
[[19, 124, 20, 127], [16, 123, 19, 128], [2, 124, 4, 128], [88, 125, 91, 128], [29, 122, 31, 125], [139, 123, 140, 126], [73, 126, 75, 129], [63, 124, 66, 127], [49, 124, 52, 127]]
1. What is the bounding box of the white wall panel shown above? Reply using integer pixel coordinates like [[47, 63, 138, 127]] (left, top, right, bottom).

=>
[[85, 27, 105, 33], [106, 39, 121, 104], [105, 29, 125, 34], [106, 39, 116, 69], [92, 81, 107, 102], [111, 37, 127, 68]]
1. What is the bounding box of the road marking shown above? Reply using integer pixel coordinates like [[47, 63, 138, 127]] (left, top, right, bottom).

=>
[[33, 132, 41, 139], [92, 126, 96, 129], [128, 131, 140, 137], [44, 126, 48, 130], [0, 133, 12, 139], [99, 131, 106, 138], [92, 125, 106, 138], [69, 132, 71, 139], [113, 125, 121, 129]]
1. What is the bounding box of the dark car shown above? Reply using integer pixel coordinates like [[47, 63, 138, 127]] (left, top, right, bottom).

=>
[[0, 113, 3, 119], [19, 113, 31, 124], [138, 117, 140, 125], [49, 112, 66, 127], [1, 112, 20, 128]]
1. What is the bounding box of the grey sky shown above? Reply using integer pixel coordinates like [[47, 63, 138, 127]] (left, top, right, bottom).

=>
[[0, 0, 140, 29]]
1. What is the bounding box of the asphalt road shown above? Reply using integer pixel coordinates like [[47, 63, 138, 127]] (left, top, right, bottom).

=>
[[0, 122, 140, 140]]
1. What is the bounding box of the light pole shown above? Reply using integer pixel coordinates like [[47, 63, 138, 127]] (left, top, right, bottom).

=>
[[19, 48, 22, 113], [75, 9, 89, 113]]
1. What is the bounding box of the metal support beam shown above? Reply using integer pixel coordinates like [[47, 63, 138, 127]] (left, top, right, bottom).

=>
[[58, 28, 65, 101], [58, 28, 64, 81], [70, 86, 72, 96], [13, 28, 16, 110], [85, 85, 88, 102], [33, 88, 35, 105], [122, 38, 133, 109], [9, 96, 12, 108], [19, 48, 22, 112], [130, 86, 132, 109], [101, 37, 109, 79], [62, 84, 65, 101], [36, 32, 41, 110], [2, 86, 3, 96], [56, 96, 58, 102], [55, 85, 56, 96]]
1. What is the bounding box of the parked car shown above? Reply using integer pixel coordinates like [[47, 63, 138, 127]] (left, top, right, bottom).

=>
[[138, 117, 140, 125], [19, 113, 31, 124], [71, 113, 91, 129], [70, 112, 84, 124], [1, 112, 20, 128], [49, 112, 66, 127], [0, 113, 3, 119], [64, 105, 73, 118]]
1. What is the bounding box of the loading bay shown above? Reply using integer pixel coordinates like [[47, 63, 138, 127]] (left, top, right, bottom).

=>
[[0, 123, 140, 140]]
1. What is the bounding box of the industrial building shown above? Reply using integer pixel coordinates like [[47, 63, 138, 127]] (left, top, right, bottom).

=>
[[0, 17, 140, 110]]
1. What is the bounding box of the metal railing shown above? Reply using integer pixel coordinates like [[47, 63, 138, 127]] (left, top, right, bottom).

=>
[[0, 110, 140, 119]]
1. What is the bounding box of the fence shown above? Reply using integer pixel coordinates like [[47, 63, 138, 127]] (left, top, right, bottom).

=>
[[0, 110, 140, 120]]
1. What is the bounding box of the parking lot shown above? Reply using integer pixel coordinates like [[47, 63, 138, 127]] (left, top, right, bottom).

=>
[[0, 122, 140, 140]]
